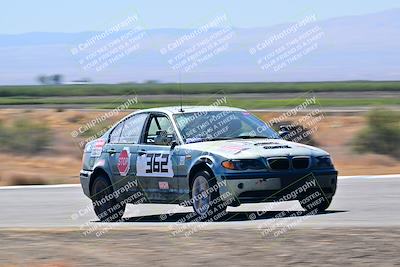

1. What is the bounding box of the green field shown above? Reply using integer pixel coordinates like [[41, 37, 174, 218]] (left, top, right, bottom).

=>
[[1, 81, 399, 108], [0, 97, 399, 109], [1, 81, 400, 97]]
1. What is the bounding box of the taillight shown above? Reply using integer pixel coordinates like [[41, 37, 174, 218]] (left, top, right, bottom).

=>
[[81, 153, 87, 169], [84, 142, 93, 153]]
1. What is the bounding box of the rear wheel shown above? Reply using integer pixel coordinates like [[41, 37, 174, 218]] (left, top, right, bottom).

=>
[[91, 175, 126, 222], [191, 170, 227, 221]]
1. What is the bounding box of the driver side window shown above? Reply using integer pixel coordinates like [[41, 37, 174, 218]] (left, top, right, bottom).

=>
[[119, 113, 148, 144], [109, 113, 147, 144], [145, 115, 175, 145]]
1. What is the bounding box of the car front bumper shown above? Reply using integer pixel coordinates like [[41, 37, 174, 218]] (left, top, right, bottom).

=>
[[79, 170, 93, 198], [217, 169, 338, 203]]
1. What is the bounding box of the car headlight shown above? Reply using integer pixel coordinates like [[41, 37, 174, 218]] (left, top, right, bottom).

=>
[[222, 159, 266, 170], [315, 156, 333, 168]]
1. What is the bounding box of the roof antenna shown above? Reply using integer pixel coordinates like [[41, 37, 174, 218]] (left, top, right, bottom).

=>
[[179, 71, 184, 112]]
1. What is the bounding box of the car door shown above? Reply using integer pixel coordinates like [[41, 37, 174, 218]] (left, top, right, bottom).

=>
[[136, 113, 181, 202], [105, 113, 148, 199]]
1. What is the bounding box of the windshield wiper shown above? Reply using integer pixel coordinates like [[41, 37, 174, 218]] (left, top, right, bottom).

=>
[[205, 137, 231, 141], [233, 135, 270, 139], [185, 137, 229, 143], [186, 136, 278, 143]]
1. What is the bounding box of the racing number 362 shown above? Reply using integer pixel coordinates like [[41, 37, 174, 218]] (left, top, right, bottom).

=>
[[145, 153, 169, 173]]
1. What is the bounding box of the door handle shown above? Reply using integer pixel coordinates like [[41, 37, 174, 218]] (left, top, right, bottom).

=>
[[106, 148, 116, 154], [138, 150, 146, 156]]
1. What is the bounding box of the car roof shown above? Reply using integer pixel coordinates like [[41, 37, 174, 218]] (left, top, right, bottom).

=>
[[134, 106, 246, 116]]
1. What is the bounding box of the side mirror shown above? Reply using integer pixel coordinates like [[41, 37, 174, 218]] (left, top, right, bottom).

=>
[[170, 140, 178, 150], [278, 125, 290, 138]]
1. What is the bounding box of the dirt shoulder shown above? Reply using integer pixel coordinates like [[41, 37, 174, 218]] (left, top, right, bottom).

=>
[[0, 109, 399, 186], [0, 228, 399, 266]]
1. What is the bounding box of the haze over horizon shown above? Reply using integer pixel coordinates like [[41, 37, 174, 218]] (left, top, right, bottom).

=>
[[3, 0, 400, 34], [0, 5, 399, 85]]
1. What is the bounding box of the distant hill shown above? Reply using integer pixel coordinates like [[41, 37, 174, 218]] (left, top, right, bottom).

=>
[[0, 9, 399, 85]]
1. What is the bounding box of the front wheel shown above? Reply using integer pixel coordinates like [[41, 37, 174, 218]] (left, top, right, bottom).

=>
[[191, 170, 228, 221], [90, 175, 126, 222]]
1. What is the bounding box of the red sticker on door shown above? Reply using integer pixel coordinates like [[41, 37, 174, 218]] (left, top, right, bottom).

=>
[[117, 147, 130, 176], [159, 181, 169, 190]]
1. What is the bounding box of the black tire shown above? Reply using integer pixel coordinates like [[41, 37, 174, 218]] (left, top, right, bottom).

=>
[[90, 175, 126, 222], [190, 170, 228, 221], [300, 194, 332, 212]]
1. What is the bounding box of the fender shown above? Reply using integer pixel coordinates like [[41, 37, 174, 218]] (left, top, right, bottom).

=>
[[188, 154, 217, 177], [89, 165, 114, 194]]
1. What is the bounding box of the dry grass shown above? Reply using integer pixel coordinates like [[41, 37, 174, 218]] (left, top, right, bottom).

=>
[[3, 173, 47, 186], [0, 263, 72, 267], [0, 155, 81, 186], [0, 109, 126, 185], [0, 109, 398, 186]]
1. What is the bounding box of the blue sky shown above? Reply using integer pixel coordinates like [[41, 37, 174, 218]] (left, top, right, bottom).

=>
[[1, 0, 400, 34]]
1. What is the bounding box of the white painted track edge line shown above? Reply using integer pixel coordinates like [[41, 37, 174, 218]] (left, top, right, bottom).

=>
[[338, 174, 400, 180], [0, 184, 81, 190], [0, 174, 399, 189]]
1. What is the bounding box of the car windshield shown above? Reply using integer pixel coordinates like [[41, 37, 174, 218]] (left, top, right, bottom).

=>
[[174, 111, 280, 143]]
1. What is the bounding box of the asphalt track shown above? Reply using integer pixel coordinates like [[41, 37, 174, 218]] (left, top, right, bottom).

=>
[[0, 175, 399, 230]]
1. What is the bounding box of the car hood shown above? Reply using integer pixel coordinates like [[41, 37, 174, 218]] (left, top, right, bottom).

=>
[[180, 138, 328, 159]]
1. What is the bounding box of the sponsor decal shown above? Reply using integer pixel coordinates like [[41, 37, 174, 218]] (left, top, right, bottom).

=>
[[91, 139, 106, 157], [117, 147, 131, 176], [179, 156, 186, 166], [222, 145, 243, 151], [221, 145, 249, 154], [159, 181, 169, 190], [137, 152, 174, 177]]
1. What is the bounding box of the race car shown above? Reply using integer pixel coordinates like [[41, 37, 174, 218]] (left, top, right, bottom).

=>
[[80, 106, 338, 222]]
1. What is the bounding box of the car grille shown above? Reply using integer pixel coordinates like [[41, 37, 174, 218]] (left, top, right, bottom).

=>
[[267, 158, 290, 170], [292, 157, 310, 169], [266, 156, 310, 170]]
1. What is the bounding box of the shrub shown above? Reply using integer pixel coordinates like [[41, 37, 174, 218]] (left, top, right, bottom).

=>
[[66, 113, 84, 123], [353, 109, 400, 158], [6, 173, 47, 186], [0, 119, 52, 154]]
